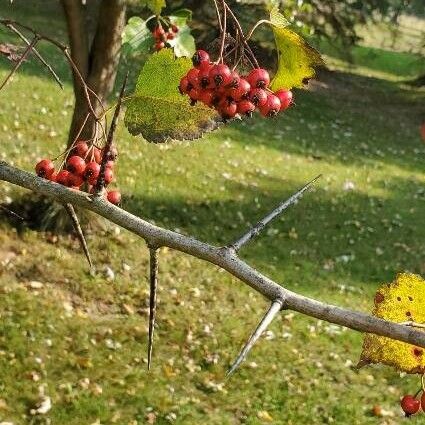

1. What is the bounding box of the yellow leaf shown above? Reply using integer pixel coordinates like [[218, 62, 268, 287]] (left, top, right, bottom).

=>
[[270, 26, 324, 90], [359, 273, 425, 374]]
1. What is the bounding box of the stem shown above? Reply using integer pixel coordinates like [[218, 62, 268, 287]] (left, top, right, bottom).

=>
[[245, 19, 272, 42], [218, 0, 227, 63]]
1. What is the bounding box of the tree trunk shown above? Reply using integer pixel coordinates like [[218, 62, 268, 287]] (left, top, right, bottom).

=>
[[61, 0, 127, 146]]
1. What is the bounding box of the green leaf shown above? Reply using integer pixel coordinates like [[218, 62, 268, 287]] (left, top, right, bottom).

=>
[[269, 6, 289, 28], [270, 23, 324, 90], [125, 49, 220, 143], [168, 13, 196, 58], [122, 17, 154, 56], [142, 0, 165, 15]]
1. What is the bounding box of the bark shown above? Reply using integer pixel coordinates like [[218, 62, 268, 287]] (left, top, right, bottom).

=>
[[61, 0, 127, 145]]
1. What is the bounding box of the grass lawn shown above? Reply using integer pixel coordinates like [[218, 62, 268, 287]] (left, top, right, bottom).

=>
[[0, 2, 424, 424]]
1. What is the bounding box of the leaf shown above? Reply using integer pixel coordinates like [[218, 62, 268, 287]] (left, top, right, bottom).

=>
[[124, 49, 220, 143], [269, 6, 289, 29], [122, 16, 154, 56], [142, 0, 165, 15], [270, 23, 324, 90], [168, 12, 196, 58], [359, 273, 425, 374]]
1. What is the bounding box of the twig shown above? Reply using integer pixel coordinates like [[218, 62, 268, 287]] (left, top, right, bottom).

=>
[[0, 35, 39, 92], [63, 203, 93, 269], [94, 73, 128, 195], [218, 0, 227, 63], [230, 175, 321, 252], [2, 162, 425, 355], [227, 299, 283, 376], [0, 204, 24, 221], [148, 247, 159, 370], [4, 22, 63, 89], [213, 0, 223, 32]]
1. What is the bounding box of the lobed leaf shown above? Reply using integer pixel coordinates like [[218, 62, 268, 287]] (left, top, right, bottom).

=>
[[168, 12, 196, 58], [124, 49, 220, 143], [270, 19, 324, 90], [121, 16, 154, 56], [359, 273, 425, 374]]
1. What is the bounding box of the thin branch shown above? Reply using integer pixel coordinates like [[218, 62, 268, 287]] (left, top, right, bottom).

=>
[[94, 73, 128, 195], [148, 247, 159, 370], [0, 204, 24, 221], [245, 19, 272, 42], [0, 35, 39, 92], [63, 203, 93, 269], [4, 22, 63, 89], [1, 162, 425, 353], [227, 299, 283, 376], [230, 175, 321, 252], [218, 0, 227, 63]]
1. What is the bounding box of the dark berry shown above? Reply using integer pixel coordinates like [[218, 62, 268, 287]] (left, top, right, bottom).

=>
[[171, 24, 179, 33], [198, 63, 213, 88], [167, 32, 175, 40], [192, 50, 210, 67], [237, 100, 256, 117], [35, 159, 55, 179], [107, 190, 121, 205], [218, 99, 237, 120], [275, 89, 293, 111], [153, 25, 165, 38], [66, 155, 86, 176], [249, 88, 268, 107], [209, 64, 232, 87], [400, 395, 420, 416], [260, 94, 281, 117], [247, 68, 270, 88], [226, 70, 240, 88]]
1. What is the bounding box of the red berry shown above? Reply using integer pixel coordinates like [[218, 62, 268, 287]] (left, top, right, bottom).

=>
[[249, 88, 268, 107], [260, 94, 281, 117], [227, 78, 251, 101], [107, 190, 121, 205], [35, 159, 55, 179], [104, 168, 113, 185], [199, 89, 216, 107], [192, 50, 210, 67], [247, 68, 270, 88], [275, 89, 293, 111], [72, 141, 89, 158], [188, 88, 201, 104], [401, 395, 420, 416], [171, 24, 179, 33], [226, 70, 240, 88], [187, 68, 200, 87], [56, 170, 71, 187], [218, 99, 237, 120], [198, 63, 213, 88], [92, 147, 102, 164], [84, 161, 100, 185], [153, 25, 165, 38], [179, 76, 192, 94], [237, 100, 256, 117], [155, 42, 165, 51], [66, 155, 86, 176], [209, 64, 232, 87], [49, 172, 57, 182], [167, 32, 175, 40], [68, 172, 84, 188]]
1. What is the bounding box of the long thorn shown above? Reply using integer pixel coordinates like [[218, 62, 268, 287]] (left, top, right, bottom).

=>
[[230, 175, 321, 251], [148, 247, 159, 370], [227, 300, 283, 377], [64, 203, 93, 269], [94, 72, 128, 195]]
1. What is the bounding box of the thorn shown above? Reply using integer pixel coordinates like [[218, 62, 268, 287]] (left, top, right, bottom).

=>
[[230, 175, 321, 251], [227, 299, 282, 377], [147, 247, 159, 370], [64, 203, 93, 269]]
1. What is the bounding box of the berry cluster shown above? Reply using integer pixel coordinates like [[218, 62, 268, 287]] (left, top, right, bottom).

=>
[[179, 50, 293, 120], [35, 141, 121, 205], [152, 23, 179, 51], [400, 392, 425, 417]]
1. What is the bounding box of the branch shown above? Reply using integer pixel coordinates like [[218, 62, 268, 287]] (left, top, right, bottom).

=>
[[1, 161, 425, 371]]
